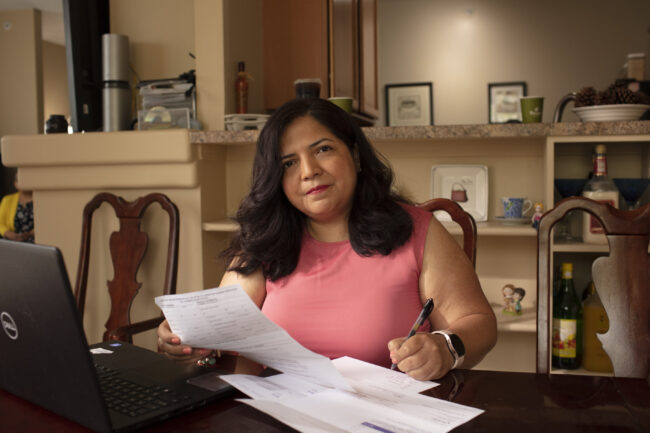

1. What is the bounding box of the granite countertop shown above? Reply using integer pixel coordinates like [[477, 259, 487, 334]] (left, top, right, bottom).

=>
[[190, 120, 650, 144]]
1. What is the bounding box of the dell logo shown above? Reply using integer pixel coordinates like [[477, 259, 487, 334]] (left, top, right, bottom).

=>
[[1, 312, 18, 340]]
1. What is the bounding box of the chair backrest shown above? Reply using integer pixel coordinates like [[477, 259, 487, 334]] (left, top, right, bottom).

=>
[[417, 198, 477, 268], [537, 197, 650, 377], [74, 192, 179, 342]]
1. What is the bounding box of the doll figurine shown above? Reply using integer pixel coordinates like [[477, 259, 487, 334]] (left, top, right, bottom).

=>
[[502, 284, 515, 314], [502, 284, 526, 315], [513, 287, 526, 315], [531, 202, 544, 229]]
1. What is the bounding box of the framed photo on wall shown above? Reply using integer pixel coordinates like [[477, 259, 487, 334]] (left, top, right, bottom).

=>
[[488, 82, 527, 124], [385, 82, 433, 126]]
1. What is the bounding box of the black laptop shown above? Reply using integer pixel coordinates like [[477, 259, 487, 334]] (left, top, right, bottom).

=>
[[0, 240, 233, 433]]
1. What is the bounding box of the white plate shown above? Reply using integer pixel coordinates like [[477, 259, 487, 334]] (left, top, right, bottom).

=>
[[495, 216, 531, 225], [225, 114, 270, 131], [431, 165, 488, 222], [572, 104, 650, 122]]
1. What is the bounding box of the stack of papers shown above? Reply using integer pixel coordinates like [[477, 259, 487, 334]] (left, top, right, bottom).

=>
[[156, 285, 483, 432]]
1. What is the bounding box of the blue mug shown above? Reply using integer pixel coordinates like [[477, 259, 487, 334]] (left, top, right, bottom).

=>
[[502, 197, 533, 218]]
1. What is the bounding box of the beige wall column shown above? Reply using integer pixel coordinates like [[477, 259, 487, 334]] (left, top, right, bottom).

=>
[[194, 0, 226, 131]]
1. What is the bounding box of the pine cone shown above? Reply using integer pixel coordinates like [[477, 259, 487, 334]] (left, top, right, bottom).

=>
[[575, 87, 597, 107], [597, 88, 617, 105], [635, 91, 650, 105], [613, 85, 638, 104]]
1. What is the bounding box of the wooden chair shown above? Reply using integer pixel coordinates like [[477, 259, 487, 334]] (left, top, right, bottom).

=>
[[417, 198, 477, 268], [74, 192, 180, 342], [536, 197, 650, 377]]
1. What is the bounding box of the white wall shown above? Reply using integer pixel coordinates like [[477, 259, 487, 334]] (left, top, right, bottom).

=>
[[0, 9, 43, 136], [110, 0, 196, 82], [378, 0, 650, 125]]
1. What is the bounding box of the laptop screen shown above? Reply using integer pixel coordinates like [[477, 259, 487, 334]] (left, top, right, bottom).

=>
[[0, 240, 113, 432]]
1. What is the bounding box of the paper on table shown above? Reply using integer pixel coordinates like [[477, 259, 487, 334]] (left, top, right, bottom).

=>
[[240, 387, 483, 433], [220, 373, 328, 400], [332, 356, 437, 395], [221, 357, 434, 402], [155, 285, 353, 391], [242, 399, 349, 433], [223, 357, 479, 433]]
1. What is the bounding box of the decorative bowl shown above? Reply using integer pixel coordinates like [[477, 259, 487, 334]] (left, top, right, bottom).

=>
[[572, 104, 650, 122]]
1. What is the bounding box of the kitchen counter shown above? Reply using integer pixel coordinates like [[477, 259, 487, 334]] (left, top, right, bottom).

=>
[[191, 120, 650, 144]]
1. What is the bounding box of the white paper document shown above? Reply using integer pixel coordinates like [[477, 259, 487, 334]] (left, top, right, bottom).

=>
[[155, 285, 352, 391], [156, 285, 484, 432], [222, 357, 481, 433]]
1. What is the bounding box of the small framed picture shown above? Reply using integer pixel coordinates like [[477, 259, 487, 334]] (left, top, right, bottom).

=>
[[385, 82, 433, 126], [488, 82, 527, 124]]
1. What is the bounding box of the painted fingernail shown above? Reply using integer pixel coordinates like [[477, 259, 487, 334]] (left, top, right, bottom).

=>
[[182, 347, 192, 354]]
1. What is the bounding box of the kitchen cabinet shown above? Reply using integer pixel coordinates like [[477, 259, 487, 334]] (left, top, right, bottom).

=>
[[263, 0, 378, 123], [262, 0, 329, 109], [544, 135, 649, 376]]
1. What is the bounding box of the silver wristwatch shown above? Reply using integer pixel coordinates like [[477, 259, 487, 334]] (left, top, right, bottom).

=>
[[432, 330, 465, 370]]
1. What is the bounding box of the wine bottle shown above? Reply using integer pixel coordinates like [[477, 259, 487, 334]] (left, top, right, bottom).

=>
[[582, 144, 620, 244], [552, 262, 583, 370], [235, 61, 248, 114], [582, 282, 613, 372]]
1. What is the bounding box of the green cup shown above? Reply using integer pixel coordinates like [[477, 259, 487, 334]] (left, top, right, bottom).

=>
[[328, 97, 353, 113], [520, 97, 544, 123]]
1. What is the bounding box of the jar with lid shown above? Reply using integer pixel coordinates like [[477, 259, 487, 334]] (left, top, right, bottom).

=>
[[45, 114, 68, 134], [626, 53, 646, 81]]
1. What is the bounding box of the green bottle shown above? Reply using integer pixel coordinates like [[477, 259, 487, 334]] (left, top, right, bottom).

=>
[[552, 262, 583, 369]]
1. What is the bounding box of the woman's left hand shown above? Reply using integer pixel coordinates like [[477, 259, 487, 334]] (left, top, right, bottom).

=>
[[388, 332, 453, 380]]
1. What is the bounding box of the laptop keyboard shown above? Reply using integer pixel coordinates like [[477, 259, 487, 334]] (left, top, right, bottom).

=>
[[95, 364, 191, 418]]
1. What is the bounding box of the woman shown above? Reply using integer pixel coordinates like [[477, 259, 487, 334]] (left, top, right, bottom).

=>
[[0, 172, 34, 243], [158, 98, 496, 380]]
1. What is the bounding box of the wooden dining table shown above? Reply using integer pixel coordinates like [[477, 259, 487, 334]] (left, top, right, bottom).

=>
[[1, 368, 648, 432]]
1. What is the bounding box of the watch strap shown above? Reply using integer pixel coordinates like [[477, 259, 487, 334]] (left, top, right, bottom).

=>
[[432, 330, 464, 370]]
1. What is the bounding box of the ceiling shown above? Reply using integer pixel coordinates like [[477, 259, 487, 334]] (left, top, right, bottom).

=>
[[0, 0, 65, 45]]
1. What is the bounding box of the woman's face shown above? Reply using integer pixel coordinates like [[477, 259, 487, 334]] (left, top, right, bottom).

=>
[[279, 115, 357, 224]]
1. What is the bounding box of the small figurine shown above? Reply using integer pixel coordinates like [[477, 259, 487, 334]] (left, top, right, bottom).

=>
[[513, 287, 526, 315], [502, 284, 515, 313], [531, 202, 544, 229], [502, 284, 526, 315]]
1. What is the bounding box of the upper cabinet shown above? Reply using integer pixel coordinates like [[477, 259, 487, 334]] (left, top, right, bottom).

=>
[[263, 0, 378, 123]]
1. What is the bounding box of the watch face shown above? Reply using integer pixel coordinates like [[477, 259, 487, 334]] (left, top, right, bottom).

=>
[[450, 334, 466, 357]]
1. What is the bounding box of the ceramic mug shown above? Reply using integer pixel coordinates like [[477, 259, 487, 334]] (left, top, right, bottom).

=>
[[520, 97, 544, 123], [502, 197, 533, 218], [328, 97, 353, 113]]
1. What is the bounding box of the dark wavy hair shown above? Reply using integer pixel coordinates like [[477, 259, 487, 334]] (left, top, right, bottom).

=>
[[222, 98, 413, 281]]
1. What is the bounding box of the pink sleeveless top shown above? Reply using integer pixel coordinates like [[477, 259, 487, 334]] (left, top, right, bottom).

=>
[[262, 204, 432, 368]]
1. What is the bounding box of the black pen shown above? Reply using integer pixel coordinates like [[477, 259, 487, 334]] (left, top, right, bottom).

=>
[[390, 298, 434, 370]]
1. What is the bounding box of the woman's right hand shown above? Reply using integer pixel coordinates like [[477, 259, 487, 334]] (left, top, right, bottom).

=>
[[157, 319, 212, 364]]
